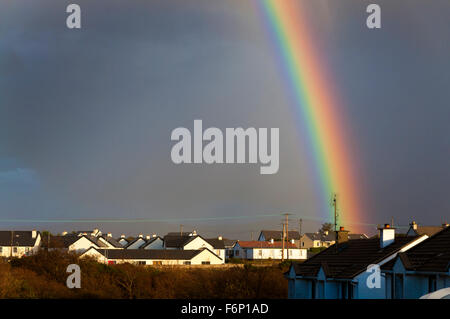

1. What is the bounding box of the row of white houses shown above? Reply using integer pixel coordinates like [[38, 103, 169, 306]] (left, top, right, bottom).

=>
[[0, 228, 310, 264]]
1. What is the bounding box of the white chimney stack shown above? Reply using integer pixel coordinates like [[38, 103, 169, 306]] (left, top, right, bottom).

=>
[[31, 230, 37, 239], [411, 221, 418, 230], [146, 235, 151, 240], [138, 234, 143, 238], [218, 236, 223, 240], [107, 233, 112, 237], [379, 224, 395, 248], [120, 234, 125, 238], [62, 231, 68, 236], [152, 234, 157, 238]]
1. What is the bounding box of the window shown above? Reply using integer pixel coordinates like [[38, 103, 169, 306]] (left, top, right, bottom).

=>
[[0, 247, 2, 253], [258, 249, 262, 257], [108, 260, 116, 265], [183, 261, 191, 265], [137, 261, 146, 265], [13, 247, 18, 253], [302, 242, 305, 247], [235, 250, 239, 256], [153, 261, 163, 265], [201, 261, 210, 265]]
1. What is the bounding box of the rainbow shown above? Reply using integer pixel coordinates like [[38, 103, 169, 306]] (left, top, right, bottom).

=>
[[255, 0, 364, 230]]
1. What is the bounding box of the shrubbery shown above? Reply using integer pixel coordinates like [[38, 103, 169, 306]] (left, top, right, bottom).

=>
[[0, 251, 287, 299]]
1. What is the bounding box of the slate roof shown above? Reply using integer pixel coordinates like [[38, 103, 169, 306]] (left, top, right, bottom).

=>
[[259, 230, 301, 240], [303, 232, 368, 242], [42, 234, 108, 249], [90, 248, 208, 260], [383, 226, 450, 273], [123, 237, 146, 249], [223, 239, 238, 248], [100, 236, 123, 248], [205, 238, 226, 249], [236, 241, 297, 249], [291, 236, 423, 279], [139, 236, 163, 249], [163, 234, 193, 248], [407, 226, 445, 237], [0, 231, 40, 247]]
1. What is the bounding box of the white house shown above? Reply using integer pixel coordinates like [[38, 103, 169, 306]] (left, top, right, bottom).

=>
[[0, 230, 41, 258], [81, 247, 223, 265], [205, 237, 226, 261], [45, 234, 109, 253], [286, 225, 429, 299], [233, 240, 307, 260]]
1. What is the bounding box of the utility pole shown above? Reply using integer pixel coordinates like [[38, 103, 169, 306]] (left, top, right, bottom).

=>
[[251, 231, 253, 241], [180, 224, 183, 236], [10, 231, 13, 258], [284, 213, 290, 260], [281, 223, 285, 262], [299, 218, 303, 249], [333, 194, 338, 253]]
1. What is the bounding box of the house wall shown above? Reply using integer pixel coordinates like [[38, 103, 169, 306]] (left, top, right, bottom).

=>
[[236, 247, 307, 260], [69, 237, 99, 253], [354, 271, 387, 299], [183, 237, 213, 251], [0, 234, 41, 258]]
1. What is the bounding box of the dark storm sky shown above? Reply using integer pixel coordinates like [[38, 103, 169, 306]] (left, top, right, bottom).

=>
[[0, 0, 449, 238]]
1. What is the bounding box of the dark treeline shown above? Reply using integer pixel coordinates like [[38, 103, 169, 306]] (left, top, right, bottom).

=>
[[0, 251, 287, 299]]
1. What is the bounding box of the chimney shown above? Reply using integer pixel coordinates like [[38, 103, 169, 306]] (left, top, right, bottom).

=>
[[107, 233, 112, 237], [152, 234, 157, 238], [218, 236, 223, 240], [324, 230, 328, 235], [270, 238, 274, 244], [138, 234, 143, 238], [120, 234, 125, 239], [62, 231, 68, 236], [336, 226, 349, 244], [31, 230, 37, 239], [411, 221, 418, 230], [192, 230, 197, 236], [442, 223, 449, 228], [379, 224, 395, 248], [146, 235, 151, 240]]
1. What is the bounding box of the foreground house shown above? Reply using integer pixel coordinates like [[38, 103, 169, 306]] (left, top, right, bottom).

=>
[[286, 225, 428, 299], [0, 230, 41, 258], [233, 240, 307, 260], [382, 225, 450, 298], [82, 247, 223, 265]]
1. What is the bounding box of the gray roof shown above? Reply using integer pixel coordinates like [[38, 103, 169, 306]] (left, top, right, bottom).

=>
[[91, 248, 210, 260], [139, 236, 163, 249], [259, 230, 301, 240], [42, 234, 108, 249], [0, 231, 40, 247], [101, 235, 123, 248], [205, 238, 225, 249]]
